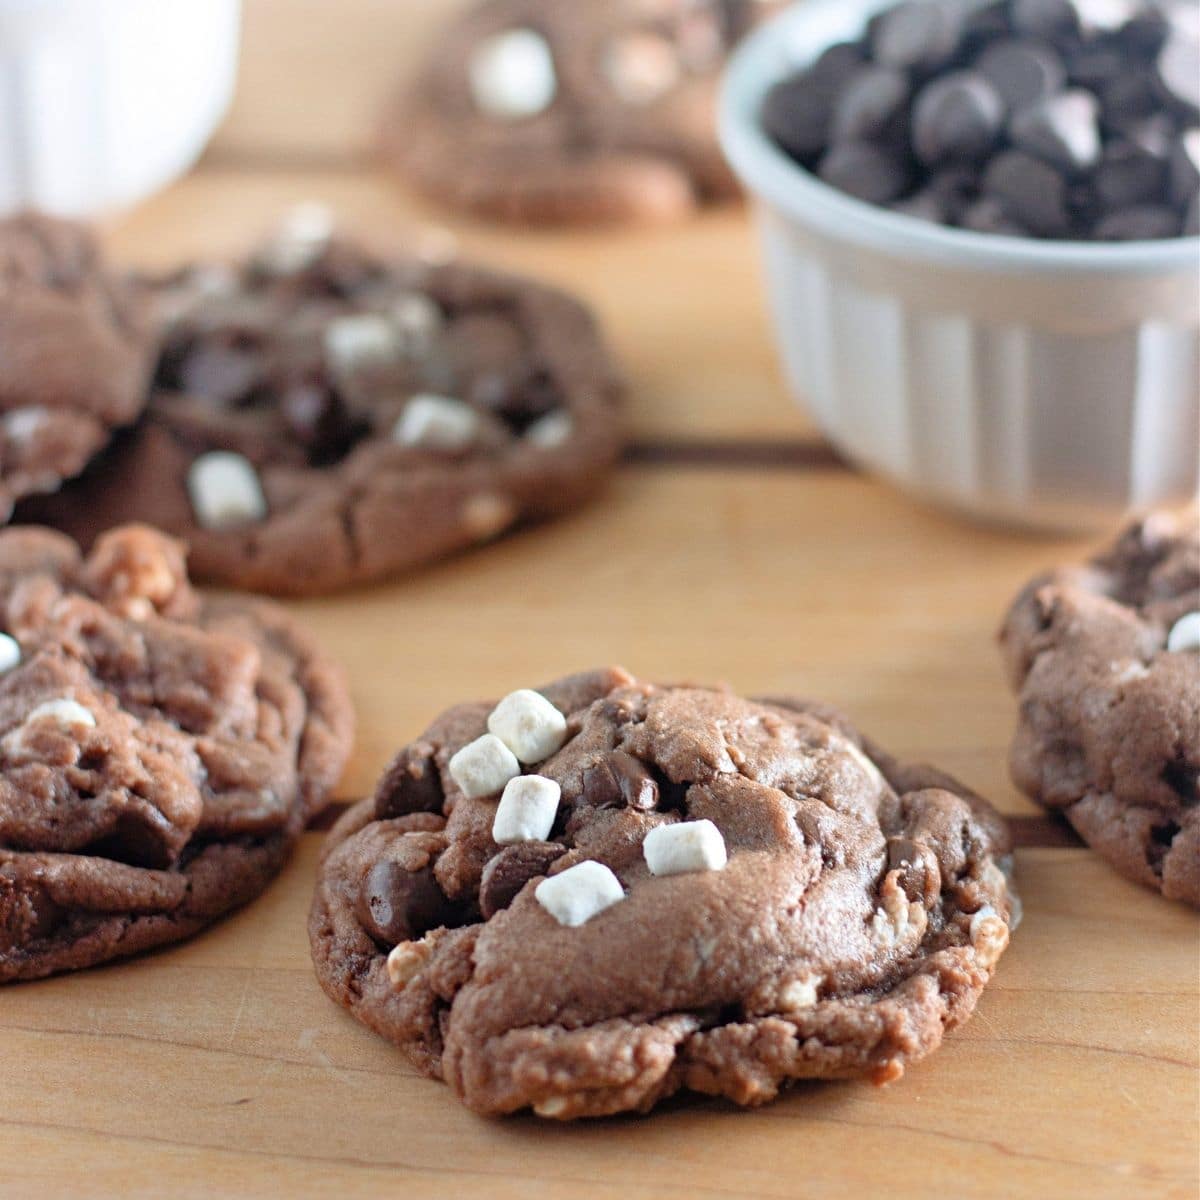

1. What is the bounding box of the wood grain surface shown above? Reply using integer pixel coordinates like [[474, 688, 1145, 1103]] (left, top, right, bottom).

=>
[[2, 2, 1197, 1197]]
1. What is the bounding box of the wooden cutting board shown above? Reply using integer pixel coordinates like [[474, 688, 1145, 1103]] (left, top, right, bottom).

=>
[[2, 4, 1196, 1195]]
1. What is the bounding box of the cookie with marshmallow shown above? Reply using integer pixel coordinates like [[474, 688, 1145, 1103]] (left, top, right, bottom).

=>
[[311, 666, 1016, 1120], [383, 0, 787, 227], [1002, 508, 1200, 907], [25, 219, 623, 595], [0, 523, 352, 982]]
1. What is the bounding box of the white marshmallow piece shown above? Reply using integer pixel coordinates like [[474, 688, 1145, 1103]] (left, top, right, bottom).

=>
[[493, 774, 561, 845], [27, 698, 96, 730], [524, 410, 574, 449], [324, 314, 401, 374], [187, 452, 268, 530], [469, 28, 557, 119], [487, 689, 568, 764], [1167, 612, 1200, 653], [643, 819, 727, 876], [449, 733, 521, 799], [535, 860, 625, 927], [259, 203, 334, 274], [393, 394, 479, 451], [0, 633, 21, 674], [391, 293, 445, 357], [3, 407, 48, 443]]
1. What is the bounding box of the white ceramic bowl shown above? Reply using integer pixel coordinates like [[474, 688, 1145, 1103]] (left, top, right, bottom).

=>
[[0, 0, 241, 217], [720, 0, 1200, 532]]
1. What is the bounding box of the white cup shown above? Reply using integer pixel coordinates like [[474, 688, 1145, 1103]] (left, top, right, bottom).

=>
[[0, 0, 241, 217], [720, 0, 1200, 532]]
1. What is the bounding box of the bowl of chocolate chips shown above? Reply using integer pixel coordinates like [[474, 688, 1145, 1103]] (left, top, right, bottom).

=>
[[720, 0, 1199, 531]]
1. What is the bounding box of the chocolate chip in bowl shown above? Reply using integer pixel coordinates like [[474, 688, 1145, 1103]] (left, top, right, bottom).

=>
[[720, 0, 1199, 532], [760, 0, 1199, 240]]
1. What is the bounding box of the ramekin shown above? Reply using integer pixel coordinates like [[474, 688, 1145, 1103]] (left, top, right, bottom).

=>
[[720, 0, 1200, 532], [0, 0, 242, 217]]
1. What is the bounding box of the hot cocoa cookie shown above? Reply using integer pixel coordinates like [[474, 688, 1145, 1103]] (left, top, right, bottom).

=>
[[310, 667, 1016, 1119], [0, 524, 354, 981], [1001, 510, 1200, 907], [385, 0, 784, 225], [0, 213, 152, 523], [21, 214, 623, 595]]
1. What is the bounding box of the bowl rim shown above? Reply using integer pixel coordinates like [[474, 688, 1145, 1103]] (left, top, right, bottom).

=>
[[719, 0, 1200, 278]]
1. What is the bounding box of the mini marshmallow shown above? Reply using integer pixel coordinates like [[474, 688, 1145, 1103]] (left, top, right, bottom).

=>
[[603, 32, 682, 106], [324, 314, 401, 374], [258, 203, 334, 274], [187, 452, 268, 530], [487, 689, 568, 763], [393, 394, 479, 451], [969, 904, 998, 941], [524, 410, 574, 449], [1167, 612, 1200, 653], [643, 819, 727, 876], [449, 733, 521, 799], [493, 774, 561, 845], [469, 28, 557, 119], [386, 937, 433, 988], [391, 293, 444, 356], [0, 633, 20, 674], [3, 407, 47, 443], [27, 698, 96, 730], [535, 860, 624, 927]]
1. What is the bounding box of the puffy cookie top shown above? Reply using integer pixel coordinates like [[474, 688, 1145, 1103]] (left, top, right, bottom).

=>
[[313, 667, 1015, 1118], [0, 525, 349, 870]]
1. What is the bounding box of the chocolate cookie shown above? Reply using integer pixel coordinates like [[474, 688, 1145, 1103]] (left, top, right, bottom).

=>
[[0, 524, 354, 981], [21, 215, 623, 595], [384, 0, 784, 225], [310, 667, 1016, 1119], [0, 214, 152, 523], [1001, 510, 1200, 907]]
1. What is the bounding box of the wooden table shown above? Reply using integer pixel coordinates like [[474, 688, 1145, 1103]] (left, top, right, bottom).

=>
[[2, 5, 1197, 1196]]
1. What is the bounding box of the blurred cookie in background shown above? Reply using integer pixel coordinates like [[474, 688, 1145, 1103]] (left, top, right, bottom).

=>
[[0, 214, 153, 525], [1000, 509, 1199, 907], [383, 0, 785, 226], [20, 210, 624, 595]]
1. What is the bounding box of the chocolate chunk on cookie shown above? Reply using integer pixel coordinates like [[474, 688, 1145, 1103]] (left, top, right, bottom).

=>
[[0, 214, 152, 523], [383, 0, 785, 226], [21, 216, 623, 595], [310, 668, 1016, 1119], [0, 524, 353, 981], [1001, 510, 1200, 907]]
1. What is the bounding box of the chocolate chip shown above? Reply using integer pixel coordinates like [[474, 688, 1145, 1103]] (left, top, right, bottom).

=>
[[912, 71, 1005, 164], [280, 381, 346, 449], [961, 194, 1032, 235], [479, 841, 564, 919], [374, 748, 445, 819], [1093, 139, 1169, 210], [818, 142, 911, 204], [179, 342, 262, 405], [356, 860, 457, 946], [1011, 0, 1079, 38], [1095, 204, 1182, 239], [871, 1, 965, 71], [976, 38, 1067, 108], [1170, 129, 1200, 207], [982, 149, 1072, 235], [1009, 89, 1102, 173], [582, 750, 660, 811], [809, 42, 870, 86], [831, 65, 909, 143], [762, 75, 835, 162]]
